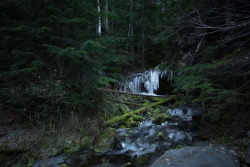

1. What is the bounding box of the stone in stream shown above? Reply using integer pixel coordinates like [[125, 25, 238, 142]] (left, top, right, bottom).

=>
[[149, 146, 240, 167]]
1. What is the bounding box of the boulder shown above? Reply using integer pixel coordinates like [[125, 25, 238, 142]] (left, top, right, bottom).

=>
[[150, 146, 239, 167]]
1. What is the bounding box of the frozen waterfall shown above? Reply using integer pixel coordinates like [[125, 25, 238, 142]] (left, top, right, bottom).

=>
[[120, 68, 174, 95]]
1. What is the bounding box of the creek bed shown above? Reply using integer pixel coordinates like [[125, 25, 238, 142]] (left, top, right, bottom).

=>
[[33, 107, 203, 167]]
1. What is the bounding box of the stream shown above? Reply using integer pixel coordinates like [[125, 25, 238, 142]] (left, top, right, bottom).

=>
[[33, 69, 203, 167], [33, 107, 203, 167]]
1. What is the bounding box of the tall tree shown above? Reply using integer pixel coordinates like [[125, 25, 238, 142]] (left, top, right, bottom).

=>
[[128, 0, 135, 65], [97, 0, 102, 36]]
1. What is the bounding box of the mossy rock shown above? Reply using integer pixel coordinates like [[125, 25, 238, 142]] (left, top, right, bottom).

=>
[[176, 145, 182, 148], [61, 163, 69, 167], [157, 132, 164, 139], [151, 113, 172, 124], [125, 117, 138, 128]]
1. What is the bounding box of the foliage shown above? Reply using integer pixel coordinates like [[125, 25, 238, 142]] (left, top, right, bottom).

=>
[[173, 59, 245, 122], [0, 0, 127, 119]]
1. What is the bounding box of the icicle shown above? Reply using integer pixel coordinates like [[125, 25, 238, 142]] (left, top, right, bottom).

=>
[[120, 68, 170, 95]]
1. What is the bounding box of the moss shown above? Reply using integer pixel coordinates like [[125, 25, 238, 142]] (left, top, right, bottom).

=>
[[157, 132, 164, 139], [132, 115, 145, 121], [151, 112, 172, 124], [14, 162, 22, 167], [143, 100, 150, 106], [61, 163, 69, 167], [64, 145, 80, 154], [120, 104, 130, 114], [119, 124, 126, 129], [121, 162, 132, 167], [27, 159, 35, 167], [123, 133, 129, 137], [120, 95, 129, 102], [176, 145, 182, 148], [107, 96, 175, 125], [150, 97, 163, 102], [125, 117, 138, 128], [136, 154, 151, 165]]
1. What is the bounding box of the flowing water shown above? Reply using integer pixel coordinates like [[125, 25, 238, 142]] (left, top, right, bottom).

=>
[[33, 107, 203, 167], [33, 68, 203, 167]]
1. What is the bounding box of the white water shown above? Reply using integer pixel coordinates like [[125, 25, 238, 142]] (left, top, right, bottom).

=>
[[114, 107, 203, 157], [120, 68, 174, 95]]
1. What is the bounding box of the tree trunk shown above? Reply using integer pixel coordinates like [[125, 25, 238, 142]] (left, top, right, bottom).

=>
[[141, 0, 145, 70], [105, 0, 109, 36], [129, 0, 135, 65], [97, 0, 102, 36]]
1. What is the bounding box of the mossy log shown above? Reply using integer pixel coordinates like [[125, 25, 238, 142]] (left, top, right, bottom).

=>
[[119, 104, 130, 114], [107, 96, 176, 125]]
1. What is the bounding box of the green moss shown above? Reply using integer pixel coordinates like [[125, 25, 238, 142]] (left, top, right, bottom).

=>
[[132, 115, 145, 121], [136, 154, 151, 165], [64, 145, 80, 154], [119, 124, 126, 129], [120, 104, 130, 114], [154, 108, 161, 113], [157, 132, 164, 139], [107, 96, 175, 125], [61, 163, 69, 167], [27, 159, 35, 167], [176, 145, 182, 148], [150, 97, 163, 102], [125, 117, 138, 128], [150, 112, 172, 124], [14, 162, 22, 167], [143, 100, 150, 106], [121, 162, 132, 167], [123, 133, 129, 137]]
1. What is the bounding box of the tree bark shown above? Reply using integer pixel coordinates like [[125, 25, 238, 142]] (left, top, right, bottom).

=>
[[141, 0, 145, 70], [105, 0, 109, 36], [129, 0, 135, 65], [97, 0, 102, 36]]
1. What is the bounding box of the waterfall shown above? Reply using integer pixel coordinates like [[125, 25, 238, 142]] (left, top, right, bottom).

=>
[[120, 68, 174, 95]]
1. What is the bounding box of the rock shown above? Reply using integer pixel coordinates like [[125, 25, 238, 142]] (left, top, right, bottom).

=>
[[244, 146, 250, 165], [150, 146, 240, 167]]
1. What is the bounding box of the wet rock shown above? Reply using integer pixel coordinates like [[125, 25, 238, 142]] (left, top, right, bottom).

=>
[[110, 136, 122, 151], [244, 146, 250, 165], [150, 146, 239, 167], [33, 153, 67, 167]]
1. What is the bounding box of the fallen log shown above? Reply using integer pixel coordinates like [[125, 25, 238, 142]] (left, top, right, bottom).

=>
[[107, 96, 176, 125], [97, 88, 167, 97]]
